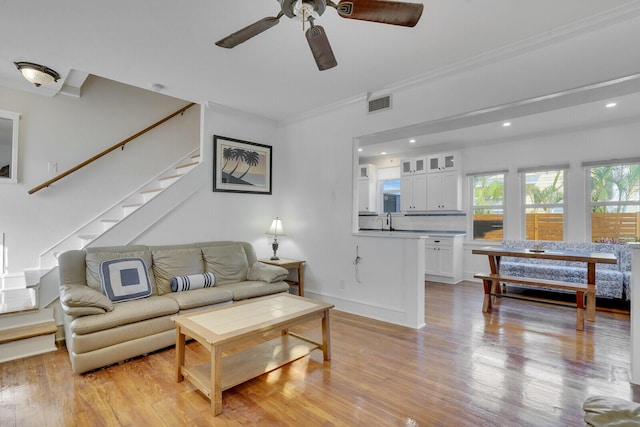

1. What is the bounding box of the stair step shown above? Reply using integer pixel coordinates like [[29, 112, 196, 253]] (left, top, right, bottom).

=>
[[122, 203, 143, 209], [0, 320, 57, 345], [140, 188, 162, 194], [0, 288, 38, 315], [176, 161, 198, 170], [100, 219, 119, 223], [159, 174, 183, 181], [77, 234, 97, 241], [0, 308, 57, 363]]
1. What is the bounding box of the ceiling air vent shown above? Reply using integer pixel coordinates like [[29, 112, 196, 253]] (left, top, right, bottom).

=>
[[368, 95, 392, 113]]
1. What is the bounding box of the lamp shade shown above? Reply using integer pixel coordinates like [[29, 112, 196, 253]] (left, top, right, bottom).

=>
[[14, 62, 60, 87], [265, 217, 286, 237]]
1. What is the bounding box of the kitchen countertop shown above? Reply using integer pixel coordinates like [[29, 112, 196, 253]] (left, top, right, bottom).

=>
[[356, 229, 467, 238]]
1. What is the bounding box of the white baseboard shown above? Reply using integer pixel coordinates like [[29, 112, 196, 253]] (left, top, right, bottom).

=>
[[305, 290, 425, 330]]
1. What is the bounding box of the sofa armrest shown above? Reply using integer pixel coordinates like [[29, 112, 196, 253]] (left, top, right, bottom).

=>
[[61, 304, 110, 317], [60, 286, 114, 313], [247, 262, 288, 283]]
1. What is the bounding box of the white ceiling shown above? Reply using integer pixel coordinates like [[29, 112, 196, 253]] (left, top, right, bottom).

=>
[[1, 0, 639, 140], [359, 75, 640, 158]]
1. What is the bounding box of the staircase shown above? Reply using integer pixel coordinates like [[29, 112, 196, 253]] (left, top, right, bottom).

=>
[[0, 147, 203, 362], [39, 148, 201, 269]]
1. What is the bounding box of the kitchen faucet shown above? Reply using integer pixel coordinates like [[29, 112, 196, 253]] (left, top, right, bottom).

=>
[[386, 212, 394, 231]]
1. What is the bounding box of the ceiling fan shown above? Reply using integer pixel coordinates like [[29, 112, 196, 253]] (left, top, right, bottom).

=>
[[215, 0, 424, 71]]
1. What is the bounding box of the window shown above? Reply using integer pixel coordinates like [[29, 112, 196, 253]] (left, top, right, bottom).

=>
[[589, 162, 640, 242], [470, 173, 505, 240], [381, 179, 401, 213], [376, 166, 401, 213], [522, 169, 566, 241]]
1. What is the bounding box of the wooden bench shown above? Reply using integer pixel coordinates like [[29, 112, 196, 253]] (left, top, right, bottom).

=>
[[474, 272, 593, 330]]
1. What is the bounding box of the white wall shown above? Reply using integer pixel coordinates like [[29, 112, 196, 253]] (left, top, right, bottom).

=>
[[274, 15, 640, 326], [133, 104, 280, 259], [0, 76, 199, 274]]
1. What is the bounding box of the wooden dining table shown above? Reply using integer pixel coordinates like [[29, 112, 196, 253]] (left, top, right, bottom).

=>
[[472, 246, 617, 327]]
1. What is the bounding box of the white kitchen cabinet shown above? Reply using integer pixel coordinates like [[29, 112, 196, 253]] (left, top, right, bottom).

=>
[[426, 170, 461, 210], [358, 164, 377, 212], [424, 236, 464, 284], [427, 152, 457, 173], [359, 164, 374, 179], [400, 156, 427, 176], [401, 173, 427, 211]]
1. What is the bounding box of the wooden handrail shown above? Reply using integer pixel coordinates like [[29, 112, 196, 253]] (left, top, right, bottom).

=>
[[28, 102, 196, 195]]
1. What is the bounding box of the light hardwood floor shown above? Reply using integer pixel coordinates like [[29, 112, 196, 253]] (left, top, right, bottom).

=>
[[1, 282, 637, 426]]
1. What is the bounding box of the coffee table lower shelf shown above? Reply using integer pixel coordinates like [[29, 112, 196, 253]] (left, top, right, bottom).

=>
[[181, 334, 320, 398]]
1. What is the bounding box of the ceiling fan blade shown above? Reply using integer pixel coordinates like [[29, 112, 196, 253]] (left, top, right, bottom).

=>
[[215, 16, 281, 48], [334, 0, 424, 27], [306, 25, 337, 71]]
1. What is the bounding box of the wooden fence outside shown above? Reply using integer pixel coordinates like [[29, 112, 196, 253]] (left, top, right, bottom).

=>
[[592, 212, 640, 242], [473, 213, 640, 241], [525, 213, 563, 241]]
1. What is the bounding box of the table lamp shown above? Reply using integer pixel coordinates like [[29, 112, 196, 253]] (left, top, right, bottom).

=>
[[266, 217, 286, 260]]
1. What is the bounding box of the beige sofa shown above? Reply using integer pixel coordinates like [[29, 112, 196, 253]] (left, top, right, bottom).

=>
[[58, 241, 290, 374]]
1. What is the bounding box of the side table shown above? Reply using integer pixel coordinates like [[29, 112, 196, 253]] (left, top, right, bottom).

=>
[[260, 258, 305, 296]]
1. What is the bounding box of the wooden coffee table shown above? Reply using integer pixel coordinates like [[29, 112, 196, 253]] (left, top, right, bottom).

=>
[[171, 294, 333, 415]]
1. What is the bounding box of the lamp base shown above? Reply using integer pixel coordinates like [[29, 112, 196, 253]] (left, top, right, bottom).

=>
[[271, 241, 279, 261]]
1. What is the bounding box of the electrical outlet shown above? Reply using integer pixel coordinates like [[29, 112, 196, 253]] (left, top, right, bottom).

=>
[[47, 161, 57, 173], [339, 279, 346, 289]]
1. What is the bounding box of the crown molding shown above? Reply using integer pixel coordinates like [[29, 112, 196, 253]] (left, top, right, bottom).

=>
[[381, 1, 640, 95], [205, 100, 276, 125], [282, 1, 640, 126]]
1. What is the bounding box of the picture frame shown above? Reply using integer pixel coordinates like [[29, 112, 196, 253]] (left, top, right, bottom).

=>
[[213, 135, 272, 194]]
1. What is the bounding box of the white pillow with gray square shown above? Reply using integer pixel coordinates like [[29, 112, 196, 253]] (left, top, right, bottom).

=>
[[100, 258, 152, 303]]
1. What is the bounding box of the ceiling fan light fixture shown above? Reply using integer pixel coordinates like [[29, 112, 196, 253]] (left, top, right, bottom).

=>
[[294, 0, 320, 21], [14, 61, 61, 87], [281, 0, 325, 20]]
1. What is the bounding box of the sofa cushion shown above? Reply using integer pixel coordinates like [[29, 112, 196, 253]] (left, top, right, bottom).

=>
[[85, 250, 156, 294], [100, 258, 153, 303], [68, 295, 179, 335], [60, 286, 114, 312], [618, 243, 632, 273], [70, 316, 176, 354], [163, 287, 234, 310], [247, 262, 289, 283], [152, 247, 204, 295], [499, 262, 624, 299], [222, 280, 289, 301], [62, 305, 110, 317], [202, 243, 249, 285], [170, 272, 215, 292]]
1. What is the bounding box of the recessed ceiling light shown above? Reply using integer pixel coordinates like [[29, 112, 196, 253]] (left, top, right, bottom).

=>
[[606, 102, 617, 108], [380, 152, 387, 155], [409, 139, 416, 143], [358, 148, 363, 152], [503, 122, 511, 127]]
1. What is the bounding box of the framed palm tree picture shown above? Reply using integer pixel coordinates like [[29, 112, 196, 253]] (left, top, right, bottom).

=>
[[213, 135, 272, 194]]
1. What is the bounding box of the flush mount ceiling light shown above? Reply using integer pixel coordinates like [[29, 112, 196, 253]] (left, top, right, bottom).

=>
[[14, 61, 61, 87]]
